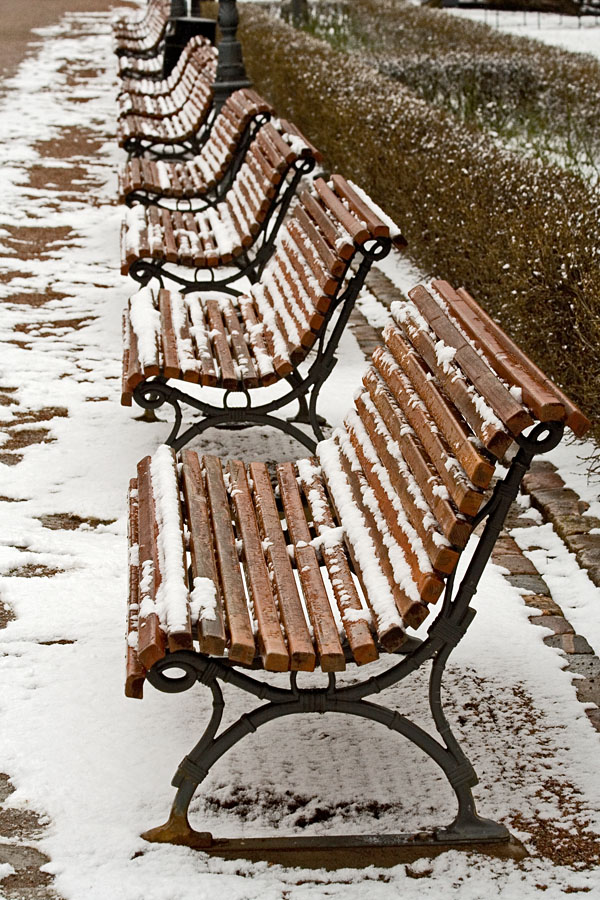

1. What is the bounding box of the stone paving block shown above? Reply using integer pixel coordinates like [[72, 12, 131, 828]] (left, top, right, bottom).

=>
[[521, 594, 564, 616], [529, 615, 574, 635], [552, 514, 600, 540], [586, 565, 600, 588], [492, 553, 539, 575], [574, 676, 600, 707], [529, 488, 585, 519], [544, 633, 594, 654], [566, 654, 600, 680], [365, 268, 402, 309], [505, 573, 551, 595], [522, 462, 564, 493]]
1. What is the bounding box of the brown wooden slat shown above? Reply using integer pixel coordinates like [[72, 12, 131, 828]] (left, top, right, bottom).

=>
[[363, 368, 477, 535], [203, 455, 256, 665], [158, 289, 180, 379], [345, 415, 445, 604], [126, 478, 146, 699], [313, 179, 370, 245], [332, 435, 429, 632], [226, 460, 289, 671], [277, 462, 345, 672], [205, 298, 238, 389], [180, 450, 227, 656], [397, 305, 513, 459], [408, 285, 534, 435], [381, 332, 495, 489], [281, 234, 331, 315], [301, 192, 354, 262], [288, 220, 339, 297], [330, 174, 389, 239], [278, 118, 323, 162], [238, 298, 279, 387], [135, 455, 166, 670], [295, 460, 379, 665], [436, 281, 589, 437], [249, 462, 316, 671], [221, 301, 259, 389], [354, 392, 462, 573], [294, 206, 346, 279]]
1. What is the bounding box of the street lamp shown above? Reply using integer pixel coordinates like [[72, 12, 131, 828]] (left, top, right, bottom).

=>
[[212, 0, 251, 112]]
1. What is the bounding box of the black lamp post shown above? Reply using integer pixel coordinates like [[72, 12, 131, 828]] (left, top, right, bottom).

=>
[[212, 0, 251, 113]]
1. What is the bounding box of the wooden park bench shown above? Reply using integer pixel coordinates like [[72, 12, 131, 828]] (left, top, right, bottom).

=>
[[112, 0, 171, 43], [117, 47, 217, 157], [124, 279, 589, 862], [114, 0, 172, 60], [121, 175, 405, 451], [119, 88, 273, 210], [117, 36, 216, 120], [118, 48, 165, 83]]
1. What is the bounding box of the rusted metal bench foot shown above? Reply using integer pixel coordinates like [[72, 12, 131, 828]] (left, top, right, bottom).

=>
[[175, 830, 527, 868], [142, 811, 213, 849]]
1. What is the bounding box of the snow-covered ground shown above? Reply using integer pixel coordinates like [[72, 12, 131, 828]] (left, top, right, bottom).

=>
[[0, 11, 599, 900], [444, 7, 600, 59]]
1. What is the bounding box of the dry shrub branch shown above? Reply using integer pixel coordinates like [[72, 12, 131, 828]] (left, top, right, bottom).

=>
[[240, 5, 600, 452]]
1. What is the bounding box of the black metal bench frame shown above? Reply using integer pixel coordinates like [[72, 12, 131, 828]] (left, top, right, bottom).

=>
[[142, 420, 563, 853], [131, 233, 390, 453]]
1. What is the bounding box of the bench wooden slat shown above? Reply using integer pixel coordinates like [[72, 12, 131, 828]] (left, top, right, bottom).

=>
[[330, 174, 389, 239], [345, 413, 445, 604], [295, 459, 379, 665], [135, 455, 167, 670], [293, 206, 347, 280], [205, 299, 239, 390], [379, 334, 495, 489], [126, 478, 146, 699], [180, 450, 227, 656], [313, 179, 370, 245], [158, 289, 180, 379], [280, 234, 330, 315], [203, 455, 256, 666], [220, 301, 259, 389], [288, 220, 340, 298], [435, 280, 590, 436], [186, 296, 219, 387], [354, 392, 462, 573], [396, 304, 513, 459], [301, 191, 354, 262], [363, 368, 476, 538], [226, 460, 289, 671], [238, 298, 278, 386], [277, 462, 346, 672], [332, 434, 429, 631], [249, 462, 316, 671], [408, 285, 534, 436]]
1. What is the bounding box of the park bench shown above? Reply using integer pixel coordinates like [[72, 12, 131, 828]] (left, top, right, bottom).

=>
[[118, 49, 165, 83], [124, 278, 589, 860], [114, 0, 172, 59], [112, 0, 171, 43], [119, 88, 273, 210], [117, 36, 216, 119], [121, 175, 405, 451], [121, 121, 322, 296], [117, 57, 216, 157]]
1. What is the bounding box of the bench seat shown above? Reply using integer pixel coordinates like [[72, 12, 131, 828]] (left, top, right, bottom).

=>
[[118, 51, 165, 81], [119, 89, 273, 208], [120, 121, 321, 285]]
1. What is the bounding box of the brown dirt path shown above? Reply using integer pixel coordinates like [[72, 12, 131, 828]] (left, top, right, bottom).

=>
[[0, 0, 137, 78]]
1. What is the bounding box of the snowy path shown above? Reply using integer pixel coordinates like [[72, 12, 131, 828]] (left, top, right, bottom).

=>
[[444, 7, 600, 59], [0, 12, 598, 900]]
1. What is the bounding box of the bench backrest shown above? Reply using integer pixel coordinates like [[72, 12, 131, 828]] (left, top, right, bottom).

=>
[[315, 280, 590, 651], [189, 88, 274, 191], [238, 174, 406, 380]]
